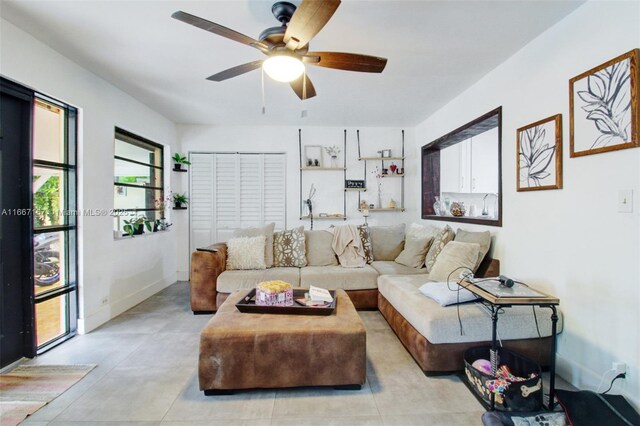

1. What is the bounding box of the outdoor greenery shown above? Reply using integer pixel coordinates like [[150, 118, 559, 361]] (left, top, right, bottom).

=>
[[34, 175, 60, 227]]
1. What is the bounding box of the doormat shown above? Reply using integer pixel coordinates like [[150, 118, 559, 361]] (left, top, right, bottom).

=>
[[0, 364, 96, 425]]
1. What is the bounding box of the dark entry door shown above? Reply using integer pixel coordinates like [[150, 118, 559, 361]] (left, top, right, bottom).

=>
[[0, 78, 36, 368]]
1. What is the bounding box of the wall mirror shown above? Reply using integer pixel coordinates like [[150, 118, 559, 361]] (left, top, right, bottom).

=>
[[421, 107, 502, 227]]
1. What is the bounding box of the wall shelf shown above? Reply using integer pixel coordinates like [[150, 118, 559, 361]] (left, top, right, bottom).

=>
[[359, 208, 405, 212], [356, 130, 405, 212], [345, 188, 367, 192], [299, 130, 347, 229], [300, 167, 346, 171], [359, 157, 405, 161], [300, 215, 346, 220], [172, 168, 188, 173], [173, 206, 188, 210]]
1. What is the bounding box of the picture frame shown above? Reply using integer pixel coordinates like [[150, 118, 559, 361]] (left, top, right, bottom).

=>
[[378, 149, 392, 158], [304, 145, 323, 167], [345, 179, 366, 189], [569, 49, 639, 157], [517, 114, 563, 192]]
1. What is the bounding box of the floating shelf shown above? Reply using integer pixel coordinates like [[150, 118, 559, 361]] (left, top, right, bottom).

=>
[[345, 188, 367, 192], [358, 208, 405, 212], [359, 157, 405, 161], [381, 174, 404, 178], [300, 215, 346, 220], [300, 167, 346, 171], [173, 206, 188, 210], [172, 168, 188, 173]]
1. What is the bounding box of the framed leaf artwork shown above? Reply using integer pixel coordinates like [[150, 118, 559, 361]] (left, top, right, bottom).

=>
[[517, 114, 563, 191], [570, 49, 639, 157]]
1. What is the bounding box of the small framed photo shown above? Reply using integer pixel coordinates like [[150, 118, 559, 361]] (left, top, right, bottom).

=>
[[517, 114, 563, 191], [345, 179, 366, 189], [378, 149, 392, 158], [304, 145, 323, 167], [570, 49, 639, 157]]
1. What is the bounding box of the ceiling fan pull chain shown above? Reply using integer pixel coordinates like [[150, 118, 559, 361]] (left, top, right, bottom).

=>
[[261, 67, 266, 115]]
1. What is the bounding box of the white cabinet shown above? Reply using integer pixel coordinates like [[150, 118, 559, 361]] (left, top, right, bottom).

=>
[[439, 127, 499, 194], [470, 128, 499, 194]]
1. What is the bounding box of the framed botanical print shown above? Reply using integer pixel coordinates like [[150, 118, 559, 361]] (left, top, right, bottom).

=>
[[517, 114, 563, 191], [570, 49, 639, 157]]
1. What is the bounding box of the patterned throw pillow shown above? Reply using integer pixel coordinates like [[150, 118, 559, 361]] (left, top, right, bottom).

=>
[[273, 226, 307, 267], [424, 225, 455, 272], [358, 225, 374, 264], [226, 235, 267, 270]]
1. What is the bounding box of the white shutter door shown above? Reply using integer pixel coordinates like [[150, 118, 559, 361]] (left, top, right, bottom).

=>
[[239, 154, 262, 228], [189, 153, 214, 253], [214, 153, 238, 242], [263, 154, 286, 230]]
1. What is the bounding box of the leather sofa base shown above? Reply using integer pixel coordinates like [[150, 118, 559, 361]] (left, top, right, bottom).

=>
[[378, 293, 553, 374]]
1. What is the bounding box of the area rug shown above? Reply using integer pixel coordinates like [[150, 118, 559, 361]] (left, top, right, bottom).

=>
[[0, 364, 96, 425]]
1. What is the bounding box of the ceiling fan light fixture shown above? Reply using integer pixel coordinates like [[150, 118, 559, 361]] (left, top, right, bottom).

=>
[[263, 55, 305, 83]]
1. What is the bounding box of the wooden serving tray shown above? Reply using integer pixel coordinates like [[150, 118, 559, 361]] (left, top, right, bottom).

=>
[[235, 289, 337, 316]]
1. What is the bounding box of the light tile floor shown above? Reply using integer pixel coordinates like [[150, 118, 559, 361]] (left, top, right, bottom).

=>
[[21, 282, 566, 425]]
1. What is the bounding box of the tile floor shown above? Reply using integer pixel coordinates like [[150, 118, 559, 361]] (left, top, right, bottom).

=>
[[20, 282, 561, 425]]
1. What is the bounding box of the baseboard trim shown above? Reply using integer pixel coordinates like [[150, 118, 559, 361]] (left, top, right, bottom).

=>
[[77, 277, 173, 334], [556, 353, 639, 411]]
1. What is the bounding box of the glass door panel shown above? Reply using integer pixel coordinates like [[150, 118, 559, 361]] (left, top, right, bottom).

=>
[[32, 96, 77, 352]]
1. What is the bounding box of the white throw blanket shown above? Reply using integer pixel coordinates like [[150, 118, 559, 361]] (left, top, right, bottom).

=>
[[328, 225, 366, 268]]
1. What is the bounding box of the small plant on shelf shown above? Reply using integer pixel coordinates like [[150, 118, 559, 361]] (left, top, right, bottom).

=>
[[123, 216, 152, 237], [172, 153, 191, 171], [324, 145, 341, 168], [170, 192, 189, 208]]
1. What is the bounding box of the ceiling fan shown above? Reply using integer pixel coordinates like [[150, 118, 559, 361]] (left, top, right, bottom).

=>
[[172, 0, 387, 100]]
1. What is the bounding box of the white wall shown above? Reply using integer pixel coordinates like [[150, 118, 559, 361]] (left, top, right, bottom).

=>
[[176, 125, 415, 276], [1, 18, 180, 333], [412, 1, 640, 405]]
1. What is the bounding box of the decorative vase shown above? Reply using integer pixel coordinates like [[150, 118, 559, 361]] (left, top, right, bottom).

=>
[[377, 186, 382, 209], [175, 202, 182, 209], [450, 201, 466, 217], [389, 198, 396, 209], [433, 196, 441, 216], [330, 155, 338, 168]]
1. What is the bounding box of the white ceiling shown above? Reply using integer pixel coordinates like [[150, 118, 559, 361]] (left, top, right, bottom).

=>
[[1, 1, 583, 127]]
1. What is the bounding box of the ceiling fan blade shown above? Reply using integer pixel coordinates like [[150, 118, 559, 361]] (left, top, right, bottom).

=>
[[290, 74, 317, 100], [283, 0, 341, 50], [304, 52, 387, 73], [172, 11, 269, 52], [206, 60, 264, 82]]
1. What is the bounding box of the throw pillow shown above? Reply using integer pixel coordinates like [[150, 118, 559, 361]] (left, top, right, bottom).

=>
[[424, 225, 455, 272], [406, 222, 441, 241], [358, 225, 374, 264], [454, 229, 491, 271], [233, 223, 276, 268], [419, 281, 479, 306], [428, 241, 481, 282], [370, 224, 406, 261], [305, 230, 338, 266], [226, 235, 267, 270], [394, 236, 433, 268], [273, 226, 307, 268]]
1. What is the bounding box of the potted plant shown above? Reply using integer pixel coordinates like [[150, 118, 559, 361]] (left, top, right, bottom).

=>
[[123, 216, 152, 237], [172, 153, 191, 171], [172, 193, 188, 209]]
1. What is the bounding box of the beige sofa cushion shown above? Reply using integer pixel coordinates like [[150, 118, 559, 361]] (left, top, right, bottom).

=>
[[226, 236, 267, 270], [217, 267, 301, 293], [300, 265, 379, 290], [454, 229, 491, 271], [428, 241, 480, 282], [273, 226, 307, 267], [370, 224, 405, 261], [395, 236, 434, 268], [234, 223, 276, 268], [424, 225, 455, 272], [305, 230, 338, 266], [370, 261, 426, 276], [377, 274, 562, 344]]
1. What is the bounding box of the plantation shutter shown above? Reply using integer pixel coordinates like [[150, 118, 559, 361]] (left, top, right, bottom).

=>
[[189, 152, 286, 251], [214, 153, 239, 242], [263, 154, 286, 231], [189, 153, 214, 253]]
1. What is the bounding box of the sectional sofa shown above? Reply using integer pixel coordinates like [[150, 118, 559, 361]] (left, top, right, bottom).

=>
[[190, 224, 561, 373]]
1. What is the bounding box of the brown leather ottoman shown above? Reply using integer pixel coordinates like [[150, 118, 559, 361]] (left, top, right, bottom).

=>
[[199, 289, 366, 394]]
